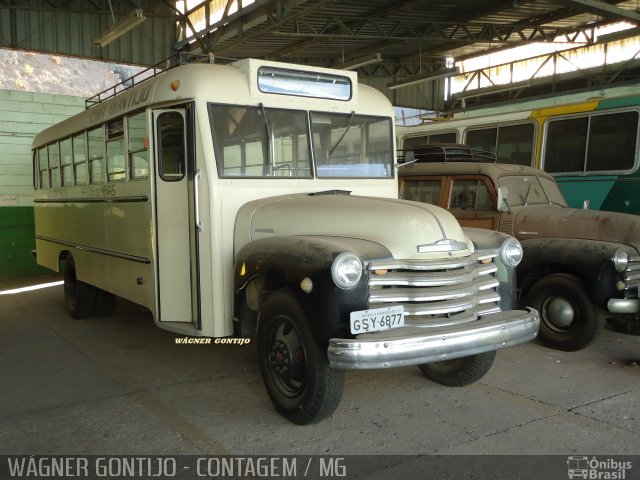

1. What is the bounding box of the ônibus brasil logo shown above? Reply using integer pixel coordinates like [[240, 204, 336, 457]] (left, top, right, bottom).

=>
[[567, 456, 632, 479]]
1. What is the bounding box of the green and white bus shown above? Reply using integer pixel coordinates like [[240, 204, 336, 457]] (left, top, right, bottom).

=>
[[32, 58, 538, 424], [398, 84, 640, 215]]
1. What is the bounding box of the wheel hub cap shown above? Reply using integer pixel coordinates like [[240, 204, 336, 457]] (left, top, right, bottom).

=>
[[543, 296, 575, 329]]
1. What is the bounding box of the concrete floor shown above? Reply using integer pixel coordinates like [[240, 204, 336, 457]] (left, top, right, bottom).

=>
[[1, 276, 639, 465]]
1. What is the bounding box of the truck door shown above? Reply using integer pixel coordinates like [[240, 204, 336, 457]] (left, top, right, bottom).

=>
[[447, 176, 500, 230], [153, 105, 200, 328]]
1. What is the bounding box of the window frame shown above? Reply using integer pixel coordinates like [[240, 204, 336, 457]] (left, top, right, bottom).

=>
[[541, 108, 640, 176], [209, 104, 314, 179], [463, 121, 536, 167]]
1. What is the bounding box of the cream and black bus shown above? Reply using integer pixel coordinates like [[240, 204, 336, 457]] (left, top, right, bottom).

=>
[[32, 58, 538, 424]]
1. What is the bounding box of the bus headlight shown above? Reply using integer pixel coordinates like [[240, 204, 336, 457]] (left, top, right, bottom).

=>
[[500, 238, 523, 268], [331, 252, 363, 289], [613, 248, 628, 272]]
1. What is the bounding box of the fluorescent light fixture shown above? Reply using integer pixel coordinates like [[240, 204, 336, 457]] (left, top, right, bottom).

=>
[[387, 66, 460, 90], [332, 53, 383, 70], [94, 9, 146, 47]]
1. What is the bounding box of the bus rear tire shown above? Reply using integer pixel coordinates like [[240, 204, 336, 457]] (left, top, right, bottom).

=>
[[64, 255, 97, 319], [257, 290, 344, 425]]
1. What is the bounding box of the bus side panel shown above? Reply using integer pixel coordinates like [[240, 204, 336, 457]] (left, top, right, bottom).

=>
[[33, 182, 157, 314]]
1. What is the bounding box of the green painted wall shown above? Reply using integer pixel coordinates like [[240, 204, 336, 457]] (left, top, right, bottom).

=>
[[0, 207, 48, 278], [1, 89, 84, 279]]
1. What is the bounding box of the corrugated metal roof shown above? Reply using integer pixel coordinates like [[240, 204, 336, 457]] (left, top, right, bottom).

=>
[[2, 0, 640, 108]]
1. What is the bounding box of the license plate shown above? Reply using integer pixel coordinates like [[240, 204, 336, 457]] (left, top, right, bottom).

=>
[[350, 305, 405, 335]]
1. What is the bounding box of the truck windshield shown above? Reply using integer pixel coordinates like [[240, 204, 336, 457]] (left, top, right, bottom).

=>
[[310, 112, 393, 178], [498, 175, 568, 207]]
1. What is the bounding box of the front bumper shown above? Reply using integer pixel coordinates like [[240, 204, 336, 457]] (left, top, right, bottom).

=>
[[327, 308, 539, 369], [607, 298, 640, 315]]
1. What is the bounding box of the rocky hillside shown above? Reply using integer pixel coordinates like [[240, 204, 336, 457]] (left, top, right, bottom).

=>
[[0, 49, 144, 97]]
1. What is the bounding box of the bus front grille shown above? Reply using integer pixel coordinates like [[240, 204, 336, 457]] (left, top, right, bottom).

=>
[[368, 252, 501, 328]]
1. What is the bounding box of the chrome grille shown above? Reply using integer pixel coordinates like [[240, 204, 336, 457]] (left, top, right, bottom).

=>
[[624, 256, 640, 299], [368, 252, 501, 328]]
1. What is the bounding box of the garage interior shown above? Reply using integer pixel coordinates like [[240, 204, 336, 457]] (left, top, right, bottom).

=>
[[0, 0, 639, 472]]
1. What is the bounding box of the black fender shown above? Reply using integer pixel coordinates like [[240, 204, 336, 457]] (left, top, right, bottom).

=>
[[234, 236, 392, 347], [518, 238, 630, 307], [463, 227, 518, 311]]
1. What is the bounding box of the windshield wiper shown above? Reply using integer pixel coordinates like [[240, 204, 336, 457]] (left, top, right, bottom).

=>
[[328, 111, 355, 157], [258, 103, 275, 174], [522, 183, 532, 206]]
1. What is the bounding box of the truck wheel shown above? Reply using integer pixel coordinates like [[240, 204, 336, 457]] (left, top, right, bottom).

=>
[[418, 351, 495, 387], [257, 290, 344, 425], [63, 255, 96, 319], [524, 273, 598, 351]]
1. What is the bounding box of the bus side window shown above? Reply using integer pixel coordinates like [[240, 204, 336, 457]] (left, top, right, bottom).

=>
[[157, 112, 185, 181], [128, 112, 149, 179], [106, 118, 126, 182], [38, 147, 49, 189], [48, 143, 60, 188], [545, 117, 588, 173], [88, 126, 105, 184], [60, 137, 73, 186], [428, 132, 457, 144], [72, 133, 87, 185], [466, 128, 497, 154], [587, 111, 638, 172]]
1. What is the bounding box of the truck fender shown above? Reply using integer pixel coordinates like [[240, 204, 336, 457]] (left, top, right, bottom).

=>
[[233, 235, 391, 346], [518, 238, 628, 306]]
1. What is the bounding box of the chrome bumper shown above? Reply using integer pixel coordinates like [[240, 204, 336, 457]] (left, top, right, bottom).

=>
[[607, 298, 640, 315], [327, 308, 539, 369]]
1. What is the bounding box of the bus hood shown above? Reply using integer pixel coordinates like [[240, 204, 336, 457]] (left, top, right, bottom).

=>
[[513, 205, 640, 252], [235, 193, 472, 260]]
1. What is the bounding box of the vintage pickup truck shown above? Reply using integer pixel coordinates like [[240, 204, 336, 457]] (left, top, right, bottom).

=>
[[399, 144, 640, 351]]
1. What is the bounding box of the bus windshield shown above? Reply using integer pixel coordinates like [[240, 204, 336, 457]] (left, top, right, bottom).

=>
[[310, 112, 393, 178], [209, 106, 393, 179], [498, 175, 567, 207]]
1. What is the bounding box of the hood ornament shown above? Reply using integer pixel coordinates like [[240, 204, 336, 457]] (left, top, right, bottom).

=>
[[417, 239, 468, 255]]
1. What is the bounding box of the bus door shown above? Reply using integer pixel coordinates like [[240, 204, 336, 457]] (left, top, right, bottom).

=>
[[153, 106, 200, 328]]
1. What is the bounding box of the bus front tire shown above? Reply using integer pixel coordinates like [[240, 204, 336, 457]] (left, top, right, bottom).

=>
[[524, 273, 598, 351], [418, 351, 496, 387], [63, 255, 97, 319], [257, 290, 344, 425]]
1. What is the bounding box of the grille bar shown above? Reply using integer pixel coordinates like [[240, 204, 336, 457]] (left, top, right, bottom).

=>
[[369, 264, 496, 287], [367, 251, 502, 328], [369, 277, 498, 303]]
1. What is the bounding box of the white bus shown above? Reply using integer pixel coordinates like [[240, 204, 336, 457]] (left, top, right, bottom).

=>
[[32, 58, 538, 424]]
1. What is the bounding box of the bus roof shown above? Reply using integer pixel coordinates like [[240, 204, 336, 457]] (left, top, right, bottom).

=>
[[32, 59, 390, 149]]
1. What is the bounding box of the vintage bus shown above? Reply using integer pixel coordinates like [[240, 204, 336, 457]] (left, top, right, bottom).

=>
[[32, 58, 538, 424], [398, 84, 640, 215]]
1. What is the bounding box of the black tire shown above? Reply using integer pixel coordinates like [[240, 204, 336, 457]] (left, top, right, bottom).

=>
[[94, 288, 116, 317], [524, 273, 599, 351], [257, 290, 344, 425], [63, 255, 97, 319], [418, 351, 495, 387]]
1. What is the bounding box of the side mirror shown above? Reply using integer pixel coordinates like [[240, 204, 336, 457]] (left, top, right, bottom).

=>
[[403, 150, 415, 169], [497, 186, 509, 212]]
